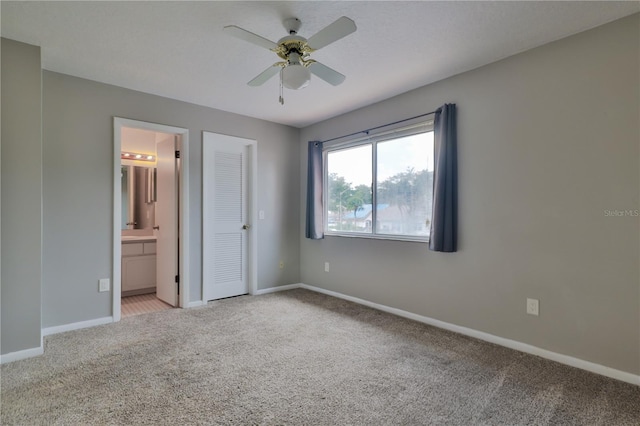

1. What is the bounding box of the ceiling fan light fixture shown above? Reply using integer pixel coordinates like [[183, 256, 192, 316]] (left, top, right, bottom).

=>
[[282, 64, 310, 90]]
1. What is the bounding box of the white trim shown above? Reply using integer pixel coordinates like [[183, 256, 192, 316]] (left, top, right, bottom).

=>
[[253, 283, 302, 295], [113, 121, 123, 322], [0, 345, 44, 364], [323, 232, 428, 244], [42, 317, 113, 336], [186, 300, 207, 308], [178, 132, 190, 309], [298, 283, 640, 386], [113, 118, 190, 321], [248, 140, 258, 296]]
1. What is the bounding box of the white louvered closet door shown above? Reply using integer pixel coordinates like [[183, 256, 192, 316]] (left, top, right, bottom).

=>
[[203, 132, 250, 301]]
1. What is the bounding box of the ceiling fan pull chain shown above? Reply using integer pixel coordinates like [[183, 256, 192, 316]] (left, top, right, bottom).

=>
[[279, 68, 285, 105]]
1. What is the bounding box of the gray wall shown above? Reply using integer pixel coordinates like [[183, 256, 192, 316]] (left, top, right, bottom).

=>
[[1, 39, 42, 354], [299, 15, 639, 375], [42, 71, 300, 327]]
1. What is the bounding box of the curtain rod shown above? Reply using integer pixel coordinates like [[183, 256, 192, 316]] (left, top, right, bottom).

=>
[[319, 110, 438, 144]]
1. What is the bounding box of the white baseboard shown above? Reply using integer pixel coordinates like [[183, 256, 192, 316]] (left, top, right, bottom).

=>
[[298, 283, 640, 386], [0, 345, 44, 364], [42, 316, 113, 337], [253, 283, 302, 296], [186, 284, 302, 305], [6, 284, 636, 385]]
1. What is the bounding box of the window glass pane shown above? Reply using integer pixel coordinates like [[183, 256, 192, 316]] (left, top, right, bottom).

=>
[[376, 132, 433, 236], [327, 144, 372, 233]]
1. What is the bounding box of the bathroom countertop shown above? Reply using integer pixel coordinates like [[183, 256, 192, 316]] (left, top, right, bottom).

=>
[[121, 235, 157, 243]]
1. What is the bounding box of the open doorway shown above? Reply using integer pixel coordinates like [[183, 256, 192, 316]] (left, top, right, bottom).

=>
[[113, 118, 190, 321]]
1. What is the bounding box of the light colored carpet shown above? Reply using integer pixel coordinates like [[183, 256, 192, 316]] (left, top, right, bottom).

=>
[[1, 289, 639, 425]]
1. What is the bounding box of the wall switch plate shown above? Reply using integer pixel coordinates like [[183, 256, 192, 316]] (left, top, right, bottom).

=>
[[526, 298, 539, 316], [279, 261, 284, 269], [99, 278, 110, 292], [259, 210, 265, 220], [324, 262, 330, 272]]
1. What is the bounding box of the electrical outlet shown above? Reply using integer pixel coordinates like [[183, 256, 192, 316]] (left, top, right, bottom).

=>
[[279, 260, 284, 269], [526, 298, 539, 316], [324, 262, 330, 272], [99, 278, 110, 293]]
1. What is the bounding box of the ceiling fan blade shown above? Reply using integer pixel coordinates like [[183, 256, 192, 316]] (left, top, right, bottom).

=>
[[309, 62, 346, 86], [248, 65, 281, 86], [307, 16, 357, 50], [223, 25, 278, 50]]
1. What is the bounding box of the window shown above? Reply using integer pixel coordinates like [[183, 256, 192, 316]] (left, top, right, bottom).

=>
[[324, 123, 434, 241]]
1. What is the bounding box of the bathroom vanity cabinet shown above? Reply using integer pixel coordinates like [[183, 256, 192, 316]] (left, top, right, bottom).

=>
[[121, 238, 156, 296]]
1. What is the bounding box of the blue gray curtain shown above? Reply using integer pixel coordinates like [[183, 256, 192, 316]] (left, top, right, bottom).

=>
[[305, 141, 324, 239], [429, 104, 458, 252]]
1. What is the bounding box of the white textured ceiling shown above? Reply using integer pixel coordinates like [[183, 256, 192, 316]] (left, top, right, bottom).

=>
[[2, 1, 638, 128]]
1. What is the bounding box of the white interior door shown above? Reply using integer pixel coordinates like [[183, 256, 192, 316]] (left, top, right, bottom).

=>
[[203, 132, 251, 301], [155, 135, 178, 306]]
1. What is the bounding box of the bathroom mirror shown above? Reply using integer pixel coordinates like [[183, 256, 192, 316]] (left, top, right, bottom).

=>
[[121, 165, 156, 230]]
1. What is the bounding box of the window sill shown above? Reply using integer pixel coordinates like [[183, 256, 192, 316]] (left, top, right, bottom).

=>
[[324, 232, 429, 243]]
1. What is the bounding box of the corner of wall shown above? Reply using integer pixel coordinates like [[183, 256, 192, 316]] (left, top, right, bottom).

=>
[[1, 37, 43, 356]]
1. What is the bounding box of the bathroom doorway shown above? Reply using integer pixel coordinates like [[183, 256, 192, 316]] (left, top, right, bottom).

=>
[[113, 118, 190, 321]]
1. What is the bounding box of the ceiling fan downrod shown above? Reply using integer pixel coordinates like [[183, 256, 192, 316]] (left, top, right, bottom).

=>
[[284, 17, 302, 35]]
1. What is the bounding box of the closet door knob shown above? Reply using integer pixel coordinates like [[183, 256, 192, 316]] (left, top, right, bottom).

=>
[[242, 224, 251, 230]]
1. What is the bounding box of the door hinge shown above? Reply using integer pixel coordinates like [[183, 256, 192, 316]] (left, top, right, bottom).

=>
[[175, 150, 181, 159], [175, 275, 180, 294]]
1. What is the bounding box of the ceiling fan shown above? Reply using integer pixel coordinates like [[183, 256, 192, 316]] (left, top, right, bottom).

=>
[[223, 16, 357, 103]]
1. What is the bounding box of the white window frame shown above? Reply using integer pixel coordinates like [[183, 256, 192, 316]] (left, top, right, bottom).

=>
[[323, 120, 434, 243]]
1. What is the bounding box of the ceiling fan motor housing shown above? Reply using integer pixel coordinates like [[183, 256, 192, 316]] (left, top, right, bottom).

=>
[[275, 36, 312, 64]]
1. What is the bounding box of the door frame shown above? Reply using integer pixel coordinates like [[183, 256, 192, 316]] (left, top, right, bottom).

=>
[[202, 131, 258, 300], [113, 117, 190, 321]]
